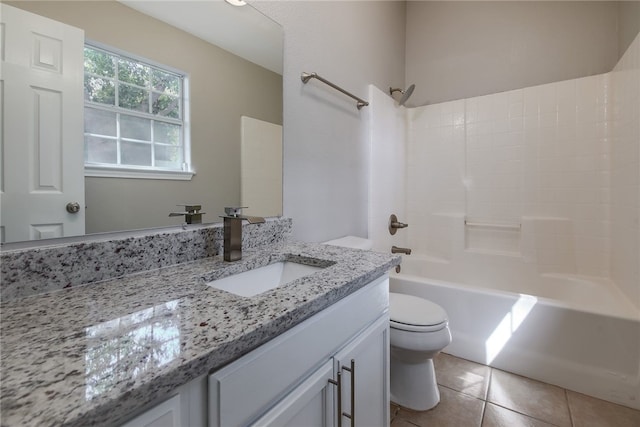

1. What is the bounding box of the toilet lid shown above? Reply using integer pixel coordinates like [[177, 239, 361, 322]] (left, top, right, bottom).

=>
[[389, 292, 448, 327]]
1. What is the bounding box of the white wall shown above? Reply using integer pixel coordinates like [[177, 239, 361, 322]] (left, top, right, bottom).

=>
[[610, 32, 640, 309], [367, 85, 407, 254], [405, 1, 620, 106], [618, 0, 640, 58], [253, 1, 406, 242]]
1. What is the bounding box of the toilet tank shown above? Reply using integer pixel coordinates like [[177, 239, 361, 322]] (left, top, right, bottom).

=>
[[323, 236, 374, 250]]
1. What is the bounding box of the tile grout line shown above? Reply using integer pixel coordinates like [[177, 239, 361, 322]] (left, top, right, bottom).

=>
[[437, 382, 486, 403], [478, 400, 487, 427], [566, 388, 575, 427], [486, 366, 494, 401], [483, 366, 565, 427], [487, 401, 563, 427], [479, 366, 495, 426]]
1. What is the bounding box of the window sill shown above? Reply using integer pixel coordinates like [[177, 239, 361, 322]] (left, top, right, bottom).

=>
[[85, 165, 195, 181]]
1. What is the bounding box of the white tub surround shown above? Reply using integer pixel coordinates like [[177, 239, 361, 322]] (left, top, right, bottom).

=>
[[0, 240, 401, 426], [369, 33, 640, 308], [610, 30, 640, 311]]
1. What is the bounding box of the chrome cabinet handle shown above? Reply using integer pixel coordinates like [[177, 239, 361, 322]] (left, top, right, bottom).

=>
[[341, 359, 355, 427], [328, 372, 343, 427]]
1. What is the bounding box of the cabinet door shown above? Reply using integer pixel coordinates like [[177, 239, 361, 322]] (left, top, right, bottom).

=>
[[334, 315, 390, 427], [120, 395, 181, 427], [251, 360, 335, 427], [209, 276, 389, 427]]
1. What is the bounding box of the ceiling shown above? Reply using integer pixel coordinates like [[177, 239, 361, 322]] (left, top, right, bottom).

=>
[[120, 0, 283, 75]]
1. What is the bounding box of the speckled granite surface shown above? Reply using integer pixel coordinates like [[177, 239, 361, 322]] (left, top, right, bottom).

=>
[[0, 218, 292, 301], [0, 241, 400, 427]]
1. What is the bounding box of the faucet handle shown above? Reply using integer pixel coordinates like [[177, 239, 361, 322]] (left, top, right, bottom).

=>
[[224, 206, 249, 217], [169, 204, 205, 224], [177, 204, 203, 213]]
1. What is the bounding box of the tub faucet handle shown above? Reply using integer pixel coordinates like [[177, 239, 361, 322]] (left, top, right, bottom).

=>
[[389, 214, 408, 235]]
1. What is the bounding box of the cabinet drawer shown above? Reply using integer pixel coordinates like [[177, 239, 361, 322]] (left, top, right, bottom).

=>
[[209, 275, 389, 427]]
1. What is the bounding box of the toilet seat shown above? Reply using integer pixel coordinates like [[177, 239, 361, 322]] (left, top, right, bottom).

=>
[[390, 293, 448, 332]]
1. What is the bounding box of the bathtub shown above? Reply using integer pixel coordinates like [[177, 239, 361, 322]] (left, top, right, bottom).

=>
[[390, 255, 640, 410]]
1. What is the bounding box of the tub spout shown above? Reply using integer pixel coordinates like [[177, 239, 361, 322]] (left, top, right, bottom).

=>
[[391, 246, 412, 255]]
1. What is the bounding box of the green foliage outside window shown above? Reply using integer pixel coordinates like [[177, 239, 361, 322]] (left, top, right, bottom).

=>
[[83, 45, 185, 171]]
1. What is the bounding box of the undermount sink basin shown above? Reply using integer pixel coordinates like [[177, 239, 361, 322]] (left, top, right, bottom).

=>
[[207, 261, 325, 297]]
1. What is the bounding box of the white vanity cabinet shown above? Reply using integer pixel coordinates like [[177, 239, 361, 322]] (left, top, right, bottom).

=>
[[120, 376, 208, 427], [120, 395, 181, 427], [333, 316, 389, 427], [251, 359, 336, 426], [121, 275, 389, 427], [251, 316, 389, 427], [209, 275, 390, 427]]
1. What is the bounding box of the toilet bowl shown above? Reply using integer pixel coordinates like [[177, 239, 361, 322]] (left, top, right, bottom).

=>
[[322, 236, 452, 411], [389, 292, 451, 410]]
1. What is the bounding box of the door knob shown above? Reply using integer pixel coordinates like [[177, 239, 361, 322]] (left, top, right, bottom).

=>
[[66, 202, 81, 214]]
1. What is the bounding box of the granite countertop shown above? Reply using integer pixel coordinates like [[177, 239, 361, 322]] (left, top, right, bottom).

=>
[[0, 241, 400, 427]]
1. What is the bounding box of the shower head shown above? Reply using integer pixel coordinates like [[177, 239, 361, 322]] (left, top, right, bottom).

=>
[[389, 84, 415, 106]]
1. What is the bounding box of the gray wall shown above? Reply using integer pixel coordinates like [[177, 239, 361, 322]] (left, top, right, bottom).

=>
[[405, 1, 621, 106], [618, 0, 640, 57], [9, 1, 282, 234], [254, 1, 406, 242]]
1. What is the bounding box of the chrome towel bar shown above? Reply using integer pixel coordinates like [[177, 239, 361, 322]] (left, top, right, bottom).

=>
[[301, 72, 369, 110]]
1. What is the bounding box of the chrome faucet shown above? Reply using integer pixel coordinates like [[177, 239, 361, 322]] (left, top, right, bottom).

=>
[[169, 204, 205, 224], [391, 246, 412, 255], [221, 207, 265, 262]]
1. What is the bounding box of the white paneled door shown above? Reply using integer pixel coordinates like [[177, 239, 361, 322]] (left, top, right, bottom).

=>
[[0, 4, 85, 243]]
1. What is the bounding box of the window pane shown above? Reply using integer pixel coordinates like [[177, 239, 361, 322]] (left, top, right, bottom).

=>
[[118, 58, 149, 87], [119, 83, 149, 113], [84, 47, 115, 78], [85, 136, 117, 164], [85, 108, 116, 136], [153, 122, 181, 145], [152, 70, 180, 96], [84, 44, 189, 174], [121, 141, 152, 166], [121, 115, 151, 141], [85, 76, 115, 105], [155, 145, 183, 169], [151, 93, 180, 118]]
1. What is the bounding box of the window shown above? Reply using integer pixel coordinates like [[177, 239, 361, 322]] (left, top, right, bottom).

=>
[[83, 44, 192, 179]]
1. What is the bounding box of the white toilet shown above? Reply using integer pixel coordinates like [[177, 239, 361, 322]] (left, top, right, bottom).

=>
[[389, 292, 451, 410], [323, 236, 452, 411]]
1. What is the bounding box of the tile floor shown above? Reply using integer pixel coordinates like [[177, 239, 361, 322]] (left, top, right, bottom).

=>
[[390, 353, 640, 427]]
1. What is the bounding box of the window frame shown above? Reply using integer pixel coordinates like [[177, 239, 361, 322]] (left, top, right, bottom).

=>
[[83, 40, 193, 181]]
